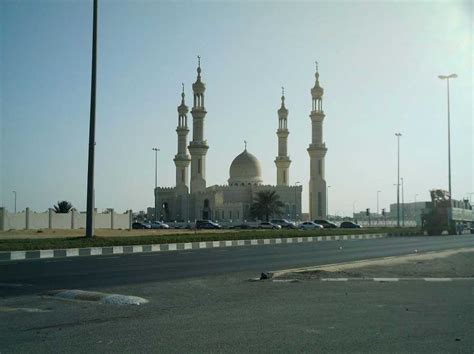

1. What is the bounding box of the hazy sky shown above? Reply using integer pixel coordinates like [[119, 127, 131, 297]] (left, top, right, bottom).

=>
[[1, 0, 472, 216]]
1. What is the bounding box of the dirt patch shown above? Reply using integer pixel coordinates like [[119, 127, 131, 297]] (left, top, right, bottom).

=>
[[277, 248, 474, 280]]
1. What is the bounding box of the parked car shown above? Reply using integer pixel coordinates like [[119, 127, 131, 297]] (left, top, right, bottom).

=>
[[313, 219, 338, 228], [299, 221, 324, 230], [258, 222, 282, 230], [271, 219, 296, 229], [132, 222, 151, 229], [340, 221, 362, 229], [149, 221, 170, 229], [195, 220, 222, 229], [231, 224, 256, 229]]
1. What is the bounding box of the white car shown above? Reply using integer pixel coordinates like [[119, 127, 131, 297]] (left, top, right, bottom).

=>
[[258, 222, 282, 230], [149, 221, 170, 229], [299, 221, 324, 230]]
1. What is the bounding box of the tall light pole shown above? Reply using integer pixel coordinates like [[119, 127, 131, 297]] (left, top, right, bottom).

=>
[[415, 193, 419, 226], [377, 190, 381, 216], [12, 191, 17, 213], [401, 177, 405, 227], [327, 185, 331, 219], [395, 133, 402, 227], [85, 0, 98, 238], [438, 73, 457, 203], [295, 181, 301, 221], [152, 148, 160, 221]]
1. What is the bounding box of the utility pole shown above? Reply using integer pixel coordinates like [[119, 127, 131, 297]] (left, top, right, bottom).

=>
[[395, 133, 402, 227], [327, 185, 331, 219], [152, 148, 159, 221], [438, 73, 457, 232], [86, 0, 98, 238], [12, 191, 17, 213], [401, 177, 405, 227], [295, 181, 301, 221]]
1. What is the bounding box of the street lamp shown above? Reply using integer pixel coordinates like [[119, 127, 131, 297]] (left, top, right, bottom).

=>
[[401, 177, 405, 227], [85, 0, 98, 238], [12, 191, 17, 213], [294, 181, 301, 221], [152, 148, 160, 220], [395, 132, 402, 227], [327, 185, 331, 219], [438, 73, 457, 202], [377, 190, 381, 216]]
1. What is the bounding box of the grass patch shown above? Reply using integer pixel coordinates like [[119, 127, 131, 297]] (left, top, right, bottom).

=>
[[0, 227, 422, 252]]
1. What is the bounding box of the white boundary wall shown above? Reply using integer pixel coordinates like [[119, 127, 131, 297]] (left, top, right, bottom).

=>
[[0, 208, 132, 231]]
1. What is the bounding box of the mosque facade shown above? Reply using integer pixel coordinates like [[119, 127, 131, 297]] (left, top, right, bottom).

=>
[[154, 59, 327, 222]]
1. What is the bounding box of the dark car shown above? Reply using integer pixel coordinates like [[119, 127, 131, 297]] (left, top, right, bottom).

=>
[[132, 222, 151, 229], [340, 221, 362, 229], [195, 220, 222, 229], [313, 219, 338, 228], [231, 224, 256, 229]]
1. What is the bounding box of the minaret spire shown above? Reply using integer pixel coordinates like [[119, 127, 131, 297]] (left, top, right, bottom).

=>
[[275, 86, 291, 186], [307, 61, 327, 219], [174, 84, 191, 188], [188, 56, 209, 195]]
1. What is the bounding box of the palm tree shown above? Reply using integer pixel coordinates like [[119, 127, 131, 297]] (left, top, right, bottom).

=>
[[250, 190, 284, 221], [53, 200, 73, 213]]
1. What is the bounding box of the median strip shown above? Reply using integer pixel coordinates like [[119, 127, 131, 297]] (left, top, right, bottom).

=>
[[0, 233, 388, 262]]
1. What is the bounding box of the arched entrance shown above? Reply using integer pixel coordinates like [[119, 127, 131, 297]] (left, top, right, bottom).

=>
[[202, 199, 211, 220]]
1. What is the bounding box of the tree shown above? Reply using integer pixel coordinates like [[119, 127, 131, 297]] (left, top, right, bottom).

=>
[[250, 190, 284, 222], [53, 200, 73, 213]]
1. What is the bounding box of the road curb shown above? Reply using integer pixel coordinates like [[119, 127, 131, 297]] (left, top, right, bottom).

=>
[[0, 233, 388, 262], [45, 289, 148, 305]]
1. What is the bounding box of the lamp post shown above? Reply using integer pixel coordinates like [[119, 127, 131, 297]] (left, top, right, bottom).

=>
[[438, 73, 457, 203], [294, 181, 301, 222], [401, 177, 405, 227], [327, 185, 331, 219], [377, 190, 381, 215], [395, 133, 402, 227], [12, 191, 17, 213], [152, 148, 160, 221], [415, 193, 419, 226], [85, 0, 98, 238]]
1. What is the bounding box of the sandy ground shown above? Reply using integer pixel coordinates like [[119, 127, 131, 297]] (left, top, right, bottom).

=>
[[276, 247, 474, 279], [0, 228, 238, 240]]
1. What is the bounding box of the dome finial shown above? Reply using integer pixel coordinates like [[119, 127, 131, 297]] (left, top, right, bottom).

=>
[[181, 82, 185, 102], [315, 60, 320, 82], [281, 86, 286, 107], [244, 140, 247, 151], [196, 55, 202, 78]]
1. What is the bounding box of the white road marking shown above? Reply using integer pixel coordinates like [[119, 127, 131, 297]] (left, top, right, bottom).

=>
[[423, 278, 452, 282], [373, 278, 399, 282], [321, 278, 348, 281]]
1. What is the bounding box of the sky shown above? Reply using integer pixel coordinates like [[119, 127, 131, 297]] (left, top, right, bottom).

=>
[[1, 0, 472, 216]]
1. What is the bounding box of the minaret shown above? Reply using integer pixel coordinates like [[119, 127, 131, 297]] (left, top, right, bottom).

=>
[[188, 56, 209, 194], [275, 87, 291, 186], [173, 83, 191, 190], [307, 62, 327, 219]]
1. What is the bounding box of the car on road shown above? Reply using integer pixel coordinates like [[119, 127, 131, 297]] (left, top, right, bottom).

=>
[[132, 222, 151, 229], [258, 222, 282, 230], [195, 220, 222, 229], [231, 224, 257, 229], [340, 221, 362, 228], [149, 221, 170, 229], [313, 219, 338, 228], [299, 221, 324, 230], [270, 219, 296, 229]]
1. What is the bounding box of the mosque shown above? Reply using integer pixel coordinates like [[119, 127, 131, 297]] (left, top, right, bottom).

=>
[[154, 58, 327, 223]]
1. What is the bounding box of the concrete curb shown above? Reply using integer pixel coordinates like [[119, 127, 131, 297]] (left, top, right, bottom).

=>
[[0, 233, 388, 262], [45, 289, 148, 305]]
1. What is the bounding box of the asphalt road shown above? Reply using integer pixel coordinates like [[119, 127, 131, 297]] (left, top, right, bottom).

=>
[[0, 235, 473, 353], [1, 235, 473, 297]]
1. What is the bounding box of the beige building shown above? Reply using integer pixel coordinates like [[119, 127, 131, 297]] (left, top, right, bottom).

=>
[[154, 59, 329, 222]]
